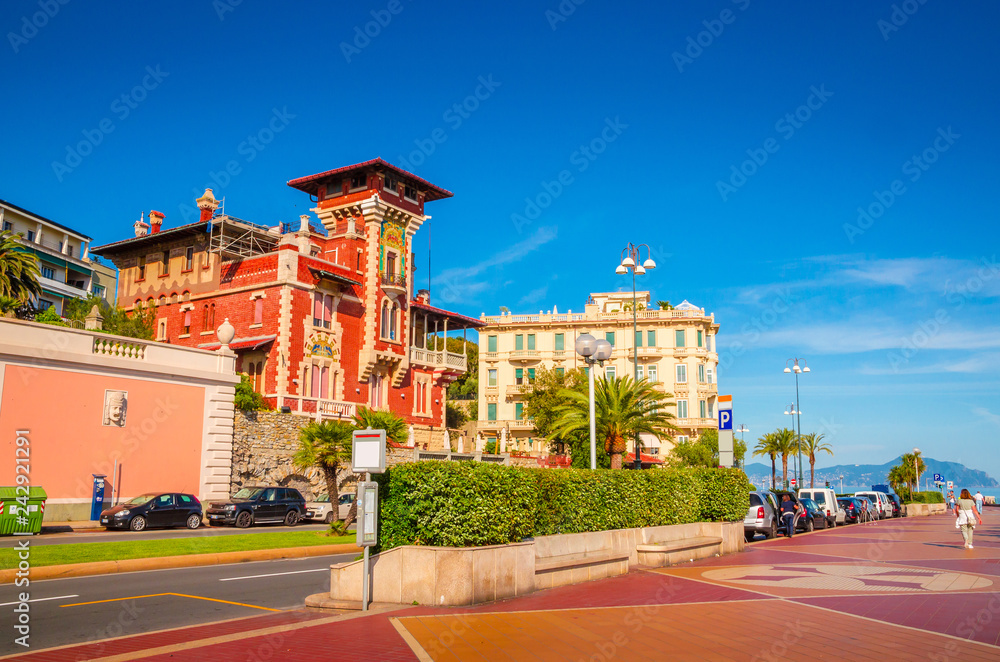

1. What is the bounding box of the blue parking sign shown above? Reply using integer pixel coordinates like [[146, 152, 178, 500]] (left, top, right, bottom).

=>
[[933, 473, 943, 482], [718, 409, 732, 431]]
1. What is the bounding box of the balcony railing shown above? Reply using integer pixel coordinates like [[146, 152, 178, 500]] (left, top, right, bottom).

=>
[[409, 346, 468, 372], [318, 399, 357, 418], [509, 349, 541, 360], [506, 383, 534, 397], [379, 271, 406, 290], [480, 308, 712, 324]]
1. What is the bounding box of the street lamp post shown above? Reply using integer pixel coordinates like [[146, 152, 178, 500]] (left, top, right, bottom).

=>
[[913, 448, 920, 497], [783, 404, 801, 487], [839, 475, 844, 494], [783, 357, 810, 487], [617, 243, 656, 470], [575, 333, 613, 470]]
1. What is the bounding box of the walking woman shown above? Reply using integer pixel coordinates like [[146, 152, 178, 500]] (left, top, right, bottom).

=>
[[955, 488, 983, 549]]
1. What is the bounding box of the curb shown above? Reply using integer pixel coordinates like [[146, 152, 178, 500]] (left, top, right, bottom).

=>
[[1, 543, 362, 584]]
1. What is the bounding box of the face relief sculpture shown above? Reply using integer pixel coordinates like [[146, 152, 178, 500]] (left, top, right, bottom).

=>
[[103, 390, 128, 427]]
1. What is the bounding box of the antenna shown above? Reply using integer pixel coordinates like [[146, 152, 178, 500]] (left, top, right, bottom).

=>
[[427, 220, 431, 302]]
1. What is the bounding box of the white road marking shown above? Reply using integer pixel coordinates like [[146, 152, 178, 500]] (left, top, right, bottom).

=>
[[0, 594, 78, 606], [218, 568, 329, 582]]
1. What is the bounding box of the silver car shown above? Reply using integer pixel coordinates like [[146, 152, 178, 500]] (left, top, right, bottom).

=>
[[744, 491, 779, 541]]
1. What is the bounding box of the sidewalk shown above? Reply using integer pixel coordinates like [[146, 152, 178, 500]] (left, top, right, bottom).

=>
[[5, 508, 998, 661]]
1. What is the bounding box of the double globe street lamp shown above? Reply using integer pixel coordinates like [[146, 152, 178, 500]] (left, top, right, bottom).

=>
[[616, 243, 656, 469], [783, 357, 810, 487], [575, 333, 613, 470]]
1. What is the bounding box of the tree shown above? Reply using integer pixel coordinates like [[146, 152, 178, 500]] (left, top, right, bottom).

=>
[[524, 366, 587, 443], [887, 464, 909, 500], [800, 432, 834, 488], [445, 401, 467, 429], [896, 451, 926, 496], [0, 231, 41, 303], [445, 338, 478, 400], [234, 374, 270, 411], [656, 300, 672, 310], [63, 295, 156, 340], [669, 429, 747, 469], [771, 428, 798, 487], [293, 420, 354, 521], [549, 375, 679, 469], [353, 407, 407, 444], [752, 433, 779, 489]]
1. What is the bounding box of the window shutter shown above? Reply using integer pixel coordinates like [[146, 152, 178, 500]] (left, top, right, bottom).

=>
[[647, 330, 655, 346], [488, 335, 498, 352], [554, 333, 564, 351], [635, 331, 642, 347], [527, 334, 536, 350]]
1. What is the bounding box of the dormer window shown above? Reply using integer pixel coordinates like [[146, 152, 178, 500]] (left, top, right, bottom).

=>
[[350, 175, 367, 191], [384, 175, 398, 195], [403, 185, 418, 202]]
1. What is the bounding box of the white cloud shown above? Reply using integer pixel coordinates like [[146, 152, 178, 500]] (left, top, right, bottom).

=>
[[973, 407, 1000, 428], [519, 286, 548, 306]]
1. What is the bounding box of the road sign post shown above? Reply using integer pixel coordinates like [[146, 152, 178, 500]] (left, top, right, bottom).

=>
[[717, 395, 734, 468], [352, 429, 387, 612]]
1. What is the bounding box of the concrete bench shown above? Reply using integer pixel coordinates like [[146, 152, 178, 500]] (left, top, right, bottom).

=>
[[533, 531, 630, 590], [636, 535, 723, 567]]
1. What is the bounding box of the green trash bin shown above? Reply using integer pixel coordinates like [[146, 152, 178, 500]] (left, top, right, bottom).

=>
[[0, 487, 47, 535]]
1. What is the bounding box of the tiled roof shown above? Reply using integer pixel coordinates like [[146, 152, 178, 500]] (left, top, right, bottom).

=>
[[286, 158, 453, 201], [91, 221, 210, 255], [410, 300, 485, 328]]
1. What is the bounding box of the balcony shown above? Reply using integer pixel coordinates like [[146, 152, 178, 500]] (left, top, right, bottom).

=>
[[318, 399, 357, 419], [379, 271, 406, 294], [509, 349, 541, 362], [674, 417, 717, 428], [409, 346, 468, 372], [506, 383, 534, 398], [37, 274, 89, 300]]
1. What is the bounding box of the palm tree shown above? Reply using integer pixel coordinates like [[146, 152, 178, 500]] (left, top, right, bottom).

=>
[[752, 433, 779, 488], [292, 420, 354, 520], [0, 231, 41, 303], [549, 375, 678, 469], [656, 300, 672, 311], [800, 432, 834, 488], [353, 407, 407, 444], [887, 464, 909, 501], [772, 428, 798, 488]]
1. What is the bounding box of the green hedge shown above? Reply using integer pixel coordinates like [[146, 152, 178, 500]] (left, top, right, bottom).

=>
[[374, 462, 749, 551], [907, 490, 945, 504]]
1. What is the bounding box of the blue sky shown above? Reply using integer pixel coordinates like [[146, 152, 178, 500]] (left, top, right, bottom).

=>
[[3, 1, 998, 479]]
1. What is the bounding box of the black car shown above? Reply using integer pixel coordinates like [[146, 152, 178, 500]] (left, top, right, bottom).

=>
[[798, 497, 829, 531], [838, 497, 864, 524], [205, 486, 305, 528], [886, 493, 903, 518], [100, 492, 203, 531]]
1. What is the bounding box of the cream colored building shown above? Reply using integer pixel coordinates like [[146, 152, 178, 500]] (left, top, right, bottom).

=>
[[1, 198, 117, 311], [477, 291, 720, 459]]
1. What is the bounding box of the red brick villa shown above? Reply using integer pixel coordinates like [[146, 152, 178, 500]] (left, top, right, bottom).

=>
[[92, 159, 483, 448]]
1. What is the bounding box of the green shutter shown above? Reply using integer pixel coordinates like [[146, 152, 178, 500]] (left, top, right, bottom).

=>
[[488, 335, 497, 352], [515, 368, 523, 380], [515, 334, 523, 350], [527, 368, 535, 381], [515, 403, 523, 419], [605, 332, 615, 346], [697, 330, 704, 347], [487, 403, 497, 421], [647, 330, 655, 347], [635, 331, 643, 347], [527, 334, 535, 350], [675, 330, 685, 347], [554, 333, 564, 351], [555, 367, 565, 377]]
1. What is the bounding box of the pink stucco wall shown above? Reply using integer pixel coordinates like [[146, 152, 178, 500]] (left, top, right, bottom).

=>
[[0, 365, 206, 501]]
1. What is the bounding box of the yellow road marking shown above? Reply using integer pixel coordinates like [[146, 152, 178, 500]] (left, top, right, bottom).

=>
[[60, 592, 280, 612]]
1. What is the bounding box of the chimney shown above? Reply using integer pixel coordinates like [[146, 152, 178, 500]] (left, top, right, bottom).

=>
[[196, 188, 219, 222], [133, 212, 149, 237], [417, 288, 430, 304], [149, 210, 164, 234]]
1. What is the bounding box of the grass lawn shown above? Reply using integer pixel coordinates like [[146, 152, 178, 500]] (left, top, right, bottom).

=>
[[2, 531, 355, 569]]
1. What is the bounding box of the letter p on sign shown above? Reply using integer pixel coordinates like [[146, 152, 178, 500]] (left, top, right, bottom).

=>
[[718, 410, 732, 430]]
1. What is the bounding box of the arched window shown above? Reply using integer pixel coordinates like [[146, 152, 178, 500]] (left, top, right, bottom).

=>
[[210, 303, 216, 330], [202, 305, 209, 332], [381, 301, 389, 338], [390, 303, 398, 340]]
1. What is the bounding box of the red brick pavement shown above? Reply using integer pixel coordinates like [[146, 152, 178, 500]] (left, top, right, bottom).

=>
[[4, 508, 997, 661]]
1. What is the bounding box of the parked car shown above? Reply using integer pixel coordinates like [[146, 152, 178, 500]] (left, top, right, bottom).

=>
[[799, 488, 845, 528], [853, 496, 878, 522], [856, 491, 891, 519], [305, 493, 355, 524], [206, 486, 305, 528], [837, 497, 864, 524], [744, 491, 779, 542], [772, 491, 806, 536], [100, 492, 203, 531], [885, 493, 903, 518], [797, 497, 829, 532]]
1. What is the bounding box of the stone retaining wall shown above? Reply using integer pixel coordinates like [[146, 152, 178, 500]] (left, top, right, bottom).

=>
[[904, 503, 948, 517]]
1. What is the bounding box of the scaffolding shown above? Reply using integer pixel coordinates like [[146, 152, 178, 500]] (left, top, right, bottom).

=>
[[208, 214, 280, 260]]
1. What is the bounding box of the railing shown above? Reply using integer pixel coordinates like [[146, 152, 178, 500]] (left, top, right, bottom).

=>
[[318, 399, 357, 418], [510, 419, 534, 428], [480, 309, 711, 324], [409, 346, 468, 372], [506, 384, 533, 396], [509, 349, 541, 360], [379, 271, 406, 289], [93, 337, 147, 360]]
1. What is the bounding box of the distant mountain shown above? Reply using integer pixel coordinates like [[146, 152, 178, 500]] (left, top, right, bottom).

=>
[[742, 456, 998, 490]]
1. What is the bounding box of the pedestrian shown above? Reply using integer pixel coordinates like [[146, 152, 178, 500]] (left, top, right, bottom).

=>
[[974, 490, 985, 514], [779, 494, 800, 538], [947, 491, 956, 511], [955, 489, 983, 549]]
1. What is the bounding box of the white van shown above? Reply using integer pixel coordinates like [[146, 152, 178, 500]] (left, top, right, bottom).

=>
[[799, 488, 844, 528], [855, 491, 891, 519]]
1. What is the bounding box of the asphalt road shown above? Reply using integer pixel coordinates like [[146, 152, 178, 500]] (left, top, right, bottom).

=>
[[0, 521, 340, 548], [0, 552, 355, 655]]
